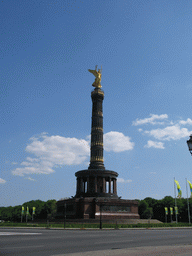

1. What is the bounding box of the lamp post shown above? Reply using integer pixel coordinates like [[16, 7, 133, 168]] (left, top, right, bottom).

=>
[[100, 202, 103, 230], [186, 135, 192, 224], [95, 199, 103, 229], [64, 202, 66, 229]]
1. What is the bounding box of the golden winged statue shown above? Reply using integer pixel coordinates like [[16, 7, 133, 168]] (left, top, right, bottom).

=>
[[88, 65, 102, 88]]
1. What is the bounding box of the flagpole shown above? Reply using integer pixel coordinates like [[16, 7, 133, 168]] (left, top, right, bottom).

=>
[[174, 177, 178, 223], [186, 178, 191, 224]]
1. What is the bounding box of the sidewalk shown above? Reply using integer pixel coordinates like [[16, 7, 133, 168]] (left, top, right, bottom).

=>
[[54, 245, 192, 256]]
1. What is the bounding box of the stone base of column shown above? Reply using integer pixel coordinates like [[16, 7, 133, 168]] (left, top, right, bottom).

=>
[[56, 197, 140, 220]]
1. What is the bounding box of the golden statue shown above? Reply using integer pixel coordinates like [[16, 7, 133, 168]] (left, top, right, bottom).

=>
[[88, 65, 102, 88]]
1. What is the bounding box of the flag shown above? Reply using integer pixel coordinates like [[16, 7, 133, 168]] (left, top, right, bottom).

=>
[[174, 179, 182, 198], [175, 207, 178, 215], [22, 206, 24, 215], [32, 207, 36, 215], [27, 207, 29, 215], [164, 207, 168, 215], [187, 180, 192, 197], [170, 207, 173, 215]]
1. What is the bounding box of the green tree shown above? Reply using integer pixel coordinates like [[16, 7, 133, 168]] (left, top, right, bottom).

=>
[[139, 200, 151, 219], [45, 200, 57, 220], [144, 207, 153, 219]]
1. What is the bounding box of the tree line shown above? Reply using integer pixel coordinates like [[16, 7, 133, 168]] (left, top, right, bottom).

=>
[[1, 196, 192, 222], [138, 196, 192, 222], [0, 199, 57, 222]]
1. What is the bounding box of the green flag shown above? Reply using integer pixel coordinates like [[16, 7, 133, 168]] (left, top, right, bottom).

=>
[[22, 206, 24, 215], [164, 207, 168, 215], [27, 206, 29, 215], [175, 207, 178, 215], [32, 207, 36, 215], [170, 207, 173, 215]]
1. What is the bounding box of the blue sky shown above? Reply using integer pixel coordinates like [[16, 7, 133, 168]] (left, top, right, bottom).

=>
[[1, 0, 192, 207]]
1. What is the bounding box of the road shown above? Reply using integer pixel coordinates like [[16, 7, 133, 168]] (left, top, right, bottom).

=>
[[1, 228, 192, 255]]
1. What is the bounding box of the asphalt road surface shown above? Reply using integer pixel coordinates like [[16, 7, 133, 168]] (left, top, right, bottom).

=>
[[1, 228, 192, 256]]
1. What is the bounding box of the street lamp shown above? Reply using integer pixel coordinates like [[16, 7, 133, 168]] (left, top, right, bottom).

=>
[[64, 202, 66, 229], [187, 135, 192, 155], [100, 202, 103, 230], [95, 199, 104, 229], [186, 135, 192, 224]]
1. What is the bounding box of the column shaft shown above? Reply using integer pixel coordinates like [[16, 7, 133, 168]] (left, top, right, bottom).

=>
[[77, 178, 79, 193], [103, 177, 106, 193], [114, 179, 117, 194], [89, 89, 105, 170], [87, 177, 89, 193], [113, 179, 115, 193], [80, 178, 83, 193], [83, 180, 86, 193], [109, 178, 111, 193], [95, 177, 97, 192]]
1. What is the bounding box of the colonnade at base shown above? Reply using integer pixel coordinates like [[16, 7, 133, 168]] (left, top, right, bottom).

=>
[[75, 169, 118, 198], [76, 176, 117, 194]]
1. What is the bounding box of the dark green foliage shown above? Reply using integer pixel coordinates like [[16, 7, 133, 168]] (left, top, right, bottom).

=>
[[0, 199, 57, 222], [138, 200, 148, 219], [138, 200, 153, 218], [138, 196, 192, 222], [1, 197, 192, 223]]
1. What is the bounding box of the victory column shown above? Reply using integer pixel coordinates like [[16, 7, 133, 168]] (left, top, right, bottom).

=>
[[56, 67, 139, 220]]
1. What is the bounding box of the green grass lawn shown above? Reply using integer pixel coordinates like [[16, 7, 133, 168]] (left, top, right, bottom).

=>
[[1, 222, 192, 229]]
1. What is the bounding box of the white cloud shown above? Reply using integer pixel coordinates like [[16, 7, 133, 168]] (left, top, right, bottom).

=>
[[12, 133, 90, 176], [86, 135, 91, 141], [179, 118, 192, 125], [12, 131, 135, 177], [145, 125, 191, 141], [144, 140, 165, 149], [117, 178, 132, 183], [104, 131, 134, 152], [12, 162, 18, 165], [134, 114, 192, 149], [25, 177, 36, 181], [0, 178, 6, 184], [132, 114, 168, 126]]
